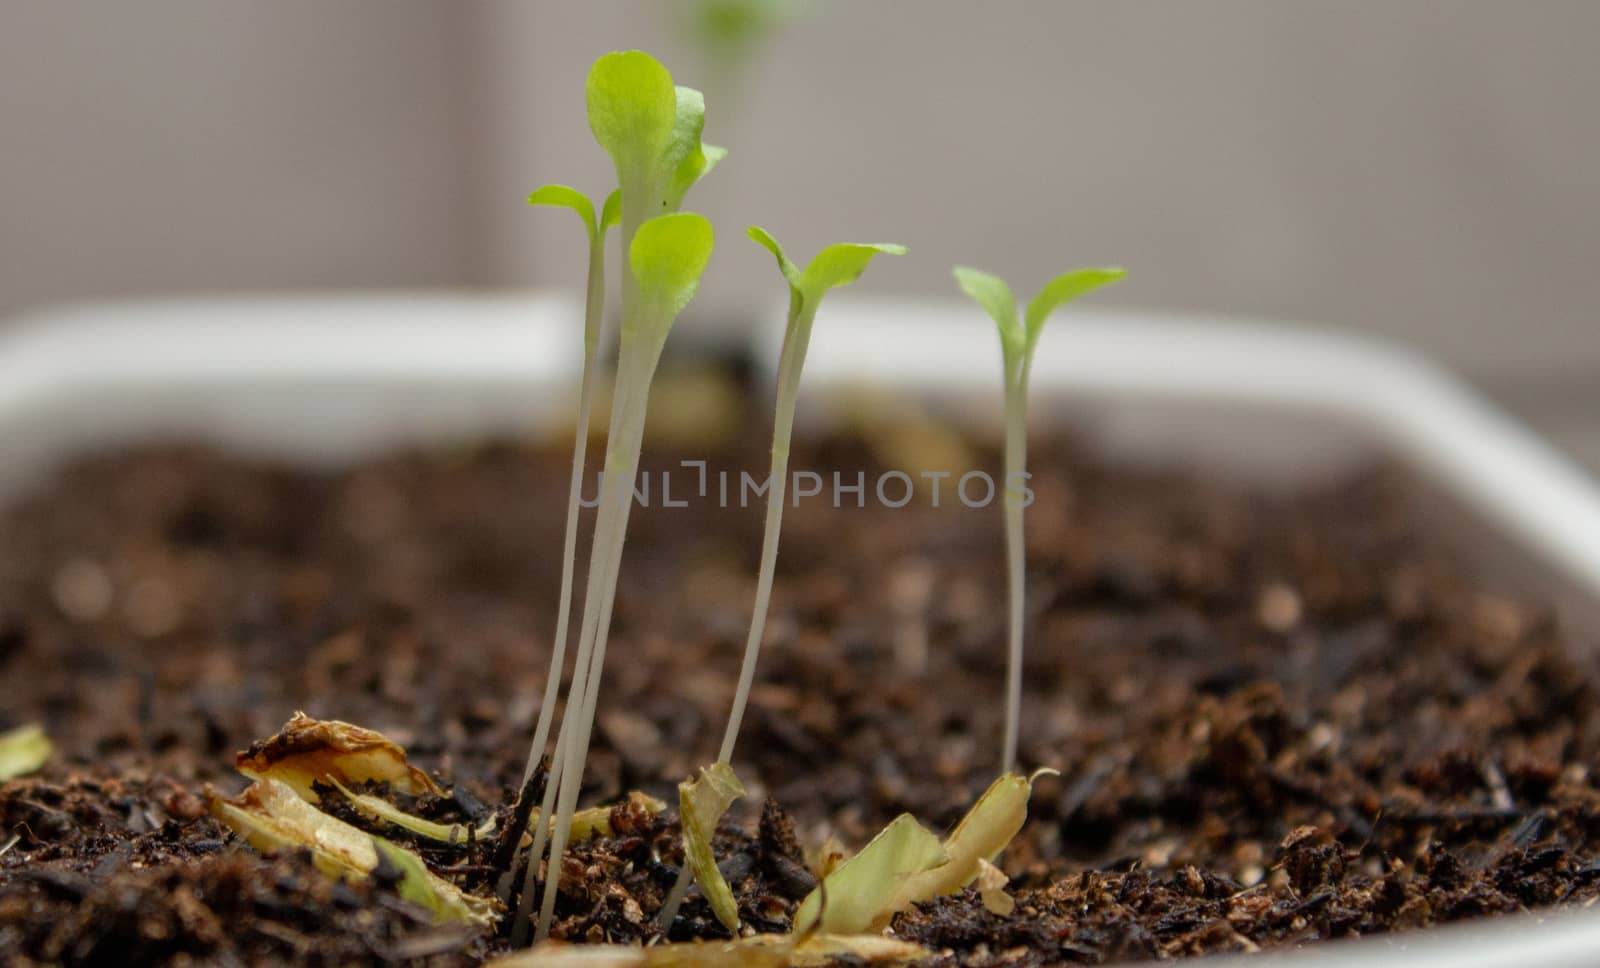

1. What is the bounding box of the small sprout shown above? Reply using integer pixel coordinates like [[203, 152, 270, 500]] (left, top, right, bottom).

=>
[[793, 813, 947, 936], [234, 712, 444, 803], [677, 762, 747, 932], [328, 777, 496, 846], [0, 723, 51, 780], [953, 265, 1126, 773], [206, 778, 497, 926]]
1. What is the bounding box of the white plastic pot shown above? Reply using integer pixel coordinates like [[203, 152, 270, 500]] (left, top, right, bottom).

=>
[[3, 293, 1599, 967]]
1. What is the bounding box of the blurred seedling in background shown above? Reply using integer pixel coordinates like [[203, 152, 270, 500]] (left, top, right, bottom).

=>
[[953, 265, 1127, 774], [498, 184, 617, 904]]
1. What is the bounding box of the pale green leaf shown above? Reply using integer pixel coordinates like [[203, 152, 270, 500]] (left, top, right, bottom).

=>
[[746, 224, 802, 291], [0, 723, 50, 780], [793, 813, 947, 935], [1023, 266, 1126, 352], [586, 51, 679, 194], [678, 761, 746, 932], [528, 184, 599, 240], [798, 242, 906, 302], [953, 266, 1022, 351], [600, 189, 623, 233], [629, 212, 715, 324], [662, 87, 718, 212]]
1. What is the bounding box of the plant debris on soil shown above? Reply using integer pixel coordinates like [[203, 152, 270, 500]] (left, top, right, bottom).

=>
[[4, 393, 1600, 965]]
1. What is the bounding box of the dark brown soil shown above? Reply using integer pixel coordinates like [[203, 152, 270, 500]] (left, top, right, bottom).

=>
[[4, 400, 1600, 966]]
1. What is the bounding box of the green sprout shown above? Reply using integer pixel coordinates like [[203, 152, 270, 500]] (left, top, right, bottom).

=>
[[515, 185, 619, 789], [655, 226, 904, 930], [953, 265, 1126, 775], [497, 185, 618, 909], [512, 50, 724, 946]]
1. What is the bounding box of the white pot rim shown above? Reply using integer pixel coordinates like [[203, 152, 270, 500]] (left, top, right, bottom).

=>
[[3, 291, 1599, 967]]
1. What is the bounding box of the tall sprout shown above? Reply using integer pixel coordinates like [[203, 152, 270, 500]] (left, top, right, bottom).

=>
[[516, 185, 620, 793], [656, 226, 904, 931], [721, 227, 905, 761], [496, 186, 618, 908], [513, 50, 723, 945], [953, 265, 1126, 775]]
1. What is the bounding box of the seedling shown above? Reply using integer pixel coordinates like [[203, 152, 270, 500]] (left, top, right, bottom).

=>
[[725, 228, 906, 762], [655, 227, 904, 930], [953, 265, 1126, 774], [0, 722, 50, 780], [503, 50, 724, 946]]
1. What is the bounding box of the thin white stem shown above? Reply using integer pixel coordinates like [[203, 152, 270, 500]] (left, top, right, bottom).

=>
[[718, 311, 808, 763], [520, 233, 608, 789], [535, 347, 658, 941], [502, 233, 608, 913], [655, 311, 811, 933], [507, 723, 566, 946], [1001, 370, 1028, 775]]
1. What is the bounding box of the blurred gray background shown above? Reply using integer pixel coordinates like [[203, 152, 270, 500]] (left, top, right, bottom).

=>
[[1, 1, 1596, 467]]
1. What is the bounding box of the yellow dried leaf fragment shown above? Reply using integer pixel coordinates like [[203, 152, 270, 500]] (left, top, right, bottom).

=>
[[235, 712, 445, 803], [485, 933, 931, 967], [797, 770, 1046, 933], [0, 723, 51, 781], [974, 857, 1015, 916], [794, 813, 947, 935], [206, 777, 496, 926], [891, 771, 1036, 911], [678, 761, 746, 933]]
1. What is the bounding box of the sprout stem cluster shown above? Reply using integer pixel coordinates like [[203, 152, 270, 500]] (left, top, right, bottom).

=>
[[506, 46, 1124, 948], [954, 266, 1127, 774]]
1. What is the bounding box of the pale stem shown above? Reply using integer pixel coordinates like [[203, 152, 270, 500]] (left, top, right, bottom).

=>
[[514, 359, 638, 944], [519, 232, 608, 789], [1001, 366, 1028, 775], [655, 309, 811, 931]]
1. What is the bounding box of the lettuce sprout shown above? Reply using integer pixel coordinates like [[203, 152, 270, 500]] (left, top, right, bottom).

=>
[[514, 51, 724, 946], [953, 265, 1126, 774], [655, 226, 903, 931]]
